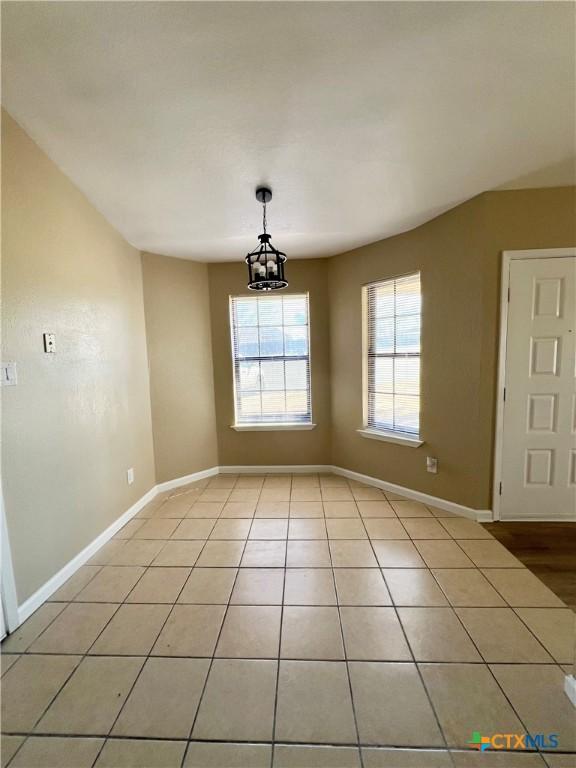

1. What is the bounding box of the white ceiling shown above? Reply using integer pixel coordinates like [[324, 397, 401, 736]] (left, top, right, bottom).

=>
[[2, 2, 575, 262]]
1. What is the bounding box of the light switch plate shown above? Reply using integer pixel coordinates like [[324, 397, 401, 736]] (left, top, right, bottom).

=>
[[43, 333, 56, 353], [1, 362, 17, 386], [127, 468, 135, 485]]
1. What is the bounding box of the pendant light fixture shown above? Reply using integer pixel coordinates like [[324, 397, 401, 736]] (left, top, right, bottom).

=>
[[245, 186, 288, 291]]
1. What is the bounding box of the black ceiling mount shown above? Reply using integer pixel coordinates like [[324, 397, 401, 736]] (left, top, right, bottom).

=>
[[255, 186, 272, 204]]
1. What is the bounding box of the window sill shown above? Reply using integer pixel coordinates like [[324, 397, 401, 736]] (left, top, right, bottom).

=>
[[231, 423, 317, 432], [357, 428, 423, 448]]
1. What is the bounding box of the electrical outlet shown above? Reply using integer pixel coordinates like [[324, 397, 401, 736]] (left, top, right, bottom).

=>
[[426, 456, 438, 474], [127, 468, 134, 485]]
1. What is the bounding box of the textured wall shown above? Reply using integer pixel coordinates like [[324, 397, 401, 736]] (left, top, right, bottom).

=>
[[1, 112, 156, 602], [329, 187, 575, 509], [142, 252, 218, 483], [208, 259, 331, 467]]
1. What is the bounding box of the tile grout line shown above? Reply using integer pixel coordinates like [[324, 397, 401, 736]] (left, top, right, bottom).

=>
[[8, 530, 136, 653], [3, 650, 570, 666], [420, 590, 549, 757], [32, 560, 541, 570], [454, 601, 561, 667], [414, 571, 537, 757], [2, 488, 201, 768], [88, 498, 219, 768], [179, 475, 260, 768], [355, 494, 456, 766], [6, 595, 133, 764], [510, 608, 572, 668], [17, 730, 576, 753], [400, 503, 569, 756], [7, 542, 165, 758], [427, 557, 567, 649], [377, 539, 561, 665], [269, 474, 291, 768], [47, 563, 105, 601], [325, 493, 364, 768], [389, 498, 563, 758], [3, 474, 572, 764]]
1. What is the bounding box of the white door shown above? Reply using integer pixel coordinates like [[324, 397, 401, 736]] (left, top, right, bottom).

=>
[[500, 255, 576, 521]]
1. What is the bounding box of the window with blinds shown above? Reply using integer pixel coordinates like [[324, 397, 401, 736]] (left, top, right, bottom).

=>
[[363, 273, 421, 436], [230, 294, 312, 425]]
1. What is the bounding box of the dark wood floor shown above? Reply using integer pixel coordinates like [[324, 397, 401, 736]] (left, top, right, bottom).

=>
[[484, 521, 576, 611]]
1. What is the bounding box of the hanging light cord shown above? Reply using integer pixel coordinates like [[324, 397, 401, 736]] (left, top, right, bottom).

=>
[[262, 200, 267, 235]]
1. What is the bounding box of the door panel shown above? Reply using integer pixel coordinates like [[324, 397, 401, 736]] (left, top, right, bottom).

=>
[[500, 256, 576, 520]]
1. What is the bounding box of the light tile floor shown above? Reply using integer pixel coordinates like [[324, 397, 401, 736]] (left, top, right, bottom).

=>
[[1, 473, 575, 768]]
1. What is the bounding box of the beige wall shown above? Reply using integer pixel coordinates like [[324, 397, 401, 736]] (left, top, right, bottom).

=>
[[208, 259, 331, 466], [1, 112, 156, 602], [329, 187, 575, 510], [142, 252, 218, 483], [478, 188, 576, 490], [3, 106, 573, 605]]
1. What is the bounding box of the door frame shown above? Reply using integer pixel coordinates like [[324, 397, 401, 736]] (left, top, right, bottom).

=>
[[1, 487, 19, 634], [493, 247, 576, 521]]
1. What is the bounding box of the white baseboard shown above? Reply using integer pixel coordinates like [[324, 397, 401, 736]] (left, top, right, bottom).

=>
[[13, 461, 491, 629], [15, 464, 221, 627], [156, 466, 219, 493], [17, 485, 158, 625], [565, 674, 576, 708], [218, 464, 492, 522], [497, 516, 576, 523], [329, 466, 492, 522], [219, 465, 332, 475]]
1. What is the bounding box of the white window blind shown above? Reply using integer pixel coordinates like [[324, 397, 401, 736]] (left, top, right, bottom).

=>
[[230, 294, 312, 425], [364, 273, 421, 436]]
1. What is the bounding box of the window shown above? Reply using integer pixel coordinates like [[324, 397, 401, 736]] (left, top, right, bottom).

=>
[[230, 294, 312, 426], [363, 272, 421, 438]]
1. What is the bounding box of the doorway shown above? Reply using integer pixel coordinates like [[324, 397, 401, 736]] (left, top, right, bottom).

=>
[[494, 248, 576, 521]]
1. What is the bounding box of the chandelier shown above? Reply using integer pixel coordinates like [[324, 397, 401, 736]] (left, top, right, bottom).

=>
[[245, 186, 288, 291]]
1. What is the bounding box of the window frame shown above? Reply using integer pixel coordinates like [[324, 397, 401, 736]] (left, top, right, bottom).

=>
[[229, 292, 315, 431], [360, 272, 423, 448]]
